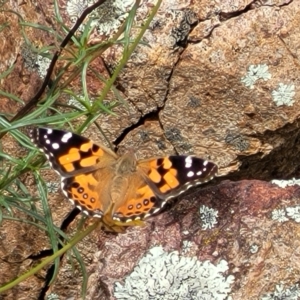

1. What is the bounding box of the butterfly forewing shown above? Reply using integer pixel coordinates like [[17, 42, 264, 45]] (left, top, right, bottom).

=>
[[138, 155, 218, 200], [30, 128, 117, 177]]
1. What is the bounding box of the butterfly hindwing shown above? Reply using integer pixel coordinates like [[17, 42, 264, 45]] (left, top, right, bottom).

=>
[[112, 173, 158, 222]]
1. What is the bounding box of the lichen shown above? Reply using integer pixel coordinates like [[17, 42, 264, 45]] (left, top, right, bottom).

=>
[[271, 178, 300, 188], [261, 283, 300, 300], [66, 0, 88, 20], [21, 44, 51, 78], [46, 181, 60, 194], [199, 205, 218, 230], [66, 0, 135, 35], [271, 83, 295, 106], [46, 293, 60, 300], [249, 244, 259, 254], [241, 64, 271, 89], [114, 246, 234, 300], [67, 96, 87, 110], [182, 240, 193, 254], [271, 205, 300, 223], [286, 206, 300, 223], [36, 55, 51, 78], [271, 208, 288, 223]]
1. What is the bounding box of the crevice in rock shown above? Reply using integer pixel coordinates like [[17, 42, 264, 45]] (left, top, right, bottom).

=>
[[217, 0, 292, 22], [113, 109, 162, 147], [226, 120, 300, 182]]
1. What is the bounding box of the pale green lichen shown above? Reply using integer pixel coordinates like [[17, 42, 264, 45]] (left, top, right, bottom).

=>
[[199, 205, 218, 230], [66, 0, 135, 35], [241, 64, 271, 89], [286, 206, 300, 223], [271, 178, 300, 188], [249, 244, 259, 254], [261, 283, 300, 300], [46, 293, 60, 300], [271, 208, 288, 223], [271, 83, 295, 106], [114, 246, 234, 299], [36, 55, 51, 78], [46, 181, 60, 194]]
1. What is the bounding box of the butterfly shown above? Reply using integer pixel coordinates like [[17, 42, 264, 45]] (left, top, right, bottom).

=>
[[30, 128, 218, 231]]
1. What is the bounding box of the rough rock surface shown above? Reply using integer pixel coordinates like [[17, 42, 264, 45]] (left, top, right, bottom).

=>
[[1, 0, 300, 299]]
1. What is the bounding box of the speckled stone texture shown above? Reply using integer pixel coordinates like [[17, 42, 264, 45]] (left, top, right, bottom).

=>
[[84, 180, 300, 299], [1, 0, 300, 299]]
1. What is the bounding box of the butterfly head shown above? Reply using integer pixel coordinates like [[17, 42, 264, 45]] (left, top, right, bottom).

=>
[[116, 152, 137, 174]]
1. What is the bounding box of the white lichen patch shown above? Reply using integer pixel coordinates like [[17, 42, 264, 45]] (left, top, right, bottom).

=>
[[66, 0, 135, 35], [271, 209, 288, 223], [67, 96, 87, 110], [182, 240, 193, 254], [46, 181, 60, 194], [114, 246, 234, 300], [36, 55, 51, 78], [66, 0, 89, 20], [46, 293, 60, 300], [249, 244, 259, 254], [286, 206, 300, 223], [241, 64, 271, 89], [271, 178, 300, 188], [21, 45, 52, 78], [261, 283, 300, 300], [271, 83, 295, 106], [272, 205, 300, 223], [199, 205, 218, 230]]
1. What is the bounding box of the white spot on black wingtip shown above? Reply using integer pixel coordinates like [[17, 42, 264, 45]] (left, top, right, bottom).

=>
[[185, 156, 193, 168], [113, 217, 121, 221], [52, 143, 59, 149], [153, 208, 160, 214], [203, 160, 208, 166], [126, 218, 133, 223], [196, 170, 202, 175], [47, 128, 53, 134], [61, 132, 72, 143], [187, 171, 194, 177]]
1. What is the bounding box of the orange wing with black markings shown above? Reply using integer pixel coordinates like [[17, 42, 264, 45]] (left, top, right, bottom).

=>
[[30, 127, 117, 177], [111, 156, 218, 223], [30, 128, 118, 218]]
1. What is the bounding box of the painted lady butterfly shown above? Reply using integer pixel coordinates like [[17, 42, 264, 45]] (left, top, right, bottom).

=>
[[30, 128, 218, 230]]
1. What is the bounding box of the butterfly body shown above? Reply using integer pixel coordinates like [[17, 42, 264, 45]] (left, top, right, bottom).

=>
[[30, 128, 218, 230]]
